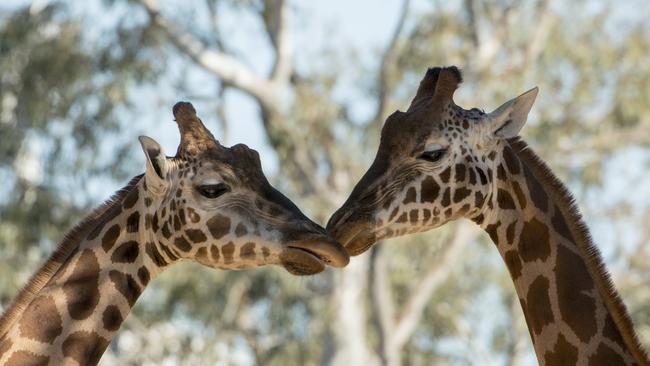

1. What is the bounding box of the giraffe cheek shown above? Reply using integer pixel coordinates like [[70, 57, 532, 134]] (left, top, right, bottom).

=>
[[420, 176, 440, 203], [240, 242, 256, 260], [221, 242, 235, 265], [195, 246, 210, 266], [207, 214, 231, 240], [186, 229, 208, 243]]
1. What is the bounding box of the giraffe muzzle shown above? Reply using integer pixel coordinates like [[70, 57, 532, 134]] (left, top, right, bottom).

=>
[[279, 234, 349, 275], [286, 234, 349, 267]]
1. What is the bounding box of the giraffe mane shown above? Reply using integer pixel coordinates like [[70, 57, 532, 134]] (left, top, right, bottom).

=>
[[0, 174, 143, 339], [509, 138, 649, 365]]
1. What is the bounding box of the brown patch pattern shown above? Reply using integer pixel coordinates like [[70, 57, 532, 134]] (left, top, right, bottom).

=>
[[235, 223, 248, 237], [518, 217, 550, 262], [102, 305, 123, 332], [497, 188, 516, 210], [440, 167, 451, 183], [523, 165, 548, 211], [453, 187, 471, 203], [544, 334, 578, 365], [506, 222, 516, 245], [145, 242, 167, 267], [503, 250, 522, 279], [101, 224, 121, 252], [555, 245, 597, 342], [126, 212, 140, 233], [588, 343, 626, 365], [18, 295, 62, 343], [241, 242, 256, 259], [485, 222, 500, 244], [196, 247, 209, 264], [551, 208, 574, 242], [503, 145, 520, 175], [174, 236, 192, 252], [137, 266, 150, 286], [62, 330, 109, 365], [109, 270, 141, 307], [111, 241, 139, 263], [454, 164, 466, 182], [602, 314, 628, 351], [186, 207, 201, 223], [403, 187, 417, 204], [63, 249, 101, 320], [210, 245, 220, 261], [86, 205, 122, 241], [221, 242, 235, 264], [122, 189, 139, 209], [511, 181, 527, 209], [526, 276, 554, 335], [207, 214, 231, 239]]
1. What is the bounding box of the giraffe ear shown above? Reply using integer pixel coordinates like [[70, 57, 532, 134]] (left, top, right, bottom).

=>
[[138, 136, 168, 192], [488, 87, 538, 139]]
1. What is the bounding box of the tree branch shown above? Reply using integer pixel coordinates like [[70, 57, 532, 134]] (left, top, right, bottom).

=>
[[140, 0, 276, 106], [261, 0, 293, 84], [522, 0, 553, 74], [204, 0, 227, 51], [464, 0, 479, 48], [372, 0, 410, 127], [470, 1, 516, 73], [368, 243, 398, 365], [392, 221, 480, 349]]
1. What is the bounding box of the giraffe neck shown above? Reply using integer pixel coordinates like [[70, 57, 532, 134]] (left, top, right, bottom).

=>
[[0, 176, 175, 365], [473, 139, 647, 365]]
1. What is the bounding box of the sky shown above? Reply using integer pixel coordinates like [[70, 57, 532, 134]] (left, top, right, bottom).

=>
[[1, 0, 419, 204], [4, 0, 649, 278], [4, 0, 650, 283], [2, 1, 650, 363]]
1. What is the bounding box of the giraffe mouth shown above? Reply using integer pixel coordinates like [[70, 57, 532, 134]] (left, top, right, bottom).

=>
[[287, 237, 349, 267], [280, 236, 349, 275], [288, 246, 330, 263]]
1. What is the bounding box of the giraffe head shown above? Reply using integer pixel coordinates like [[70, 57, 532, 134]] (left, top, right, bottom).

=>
[[139, 102, 348, 275], [327, 66, 538, 255]]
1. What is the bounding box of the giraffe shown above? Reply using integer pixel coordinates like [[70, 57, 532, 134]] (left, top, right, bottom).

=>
[[0, 102, 349, 365], [327, 66, 649, 365]]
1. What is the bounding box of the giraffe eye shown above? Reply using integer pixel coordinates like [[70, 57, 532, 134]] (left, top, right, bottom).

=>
[[420, 149, 447, 162], [197, 183, 230, 198]]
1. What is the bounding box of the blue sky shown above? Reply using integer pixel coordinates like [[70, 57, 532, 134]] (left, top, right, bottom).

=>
[[5, 0, 650, 271], [2, 2, 650, 362]]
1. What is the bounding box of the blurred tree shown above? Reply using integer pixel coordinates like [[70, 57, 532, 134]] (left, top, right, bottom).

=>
[[1, 0, 650, 365], [0, 2, 160, 306]]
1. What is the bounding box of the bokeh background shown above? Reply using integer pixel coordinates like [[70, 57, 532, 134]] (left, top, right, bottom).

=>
[[1, 0, 650, 365]]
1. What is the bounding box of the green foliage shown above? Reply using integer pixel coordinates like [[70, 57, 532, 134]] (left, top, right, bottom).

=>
[[1, 0, 650, 364], [0, 1, 161, 306]]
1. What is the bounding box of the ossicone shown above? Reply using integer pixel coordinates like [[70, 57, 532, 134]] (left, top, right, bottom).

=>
[[172, 101, 220, 157], [408, 66, 463, 112]]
